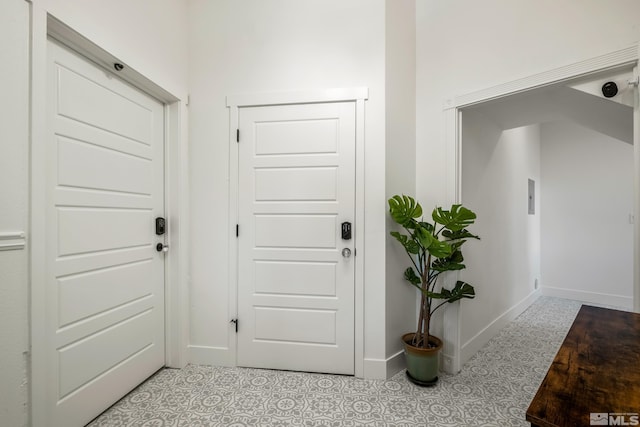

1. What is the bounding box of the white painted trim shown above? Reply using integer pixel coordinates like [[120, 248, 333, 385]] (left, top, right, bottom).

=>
[[164, 101, 190, 369], [226, 97, 240, 364], [226, 87, 369, 108], [385, 350, 405, 378], [441, 297, 460, 374], [541, 286, 633, 310], [444, 43, 640, 373], [31, 12, 189, 426], [188, 345, 236, 367], [450, 44, 639, 109], [30, 5, 50, 426], [460, 289, 541, 366], [227, 88, 368, 377], [47, 16, 178, 103], [634, 62, 640, 313], [0, 232, 26, 251], [363, 350, 404, 380], [354, 98, 366, 378]]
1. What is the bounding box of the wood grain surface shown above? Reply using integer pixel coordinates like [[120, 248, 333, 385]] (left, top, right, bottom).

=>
[[526, 305, 640, 427]]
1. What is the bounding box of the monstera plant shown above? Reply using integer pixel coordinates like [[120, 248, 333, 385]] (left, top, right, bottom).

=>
[[388, 195, 479, 385]]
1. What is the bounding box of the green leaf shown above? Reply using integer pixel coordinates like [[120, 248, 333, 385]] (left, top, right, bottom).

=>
[[431, 250, 465, 272], [442, 280, 476, 303], [414, 226, 435, 250], [413, 225, 453, 258], [442, 229, 480, 241], [418, 221, 435, 233], [426, 236, 453, 258], [388, 195, 423, 227], [390, 231, 420, 254], [432, 204, 477, 232], [403, 267, 422, 286]]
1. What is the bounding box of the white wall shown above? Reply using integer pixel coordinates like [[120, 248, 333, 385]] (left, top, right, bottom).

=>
[[416, 0, 640, 206], [384, 0, 417, 370], [540, 121, 634, 307], [187, 0, 390, 376], [43, 0, 188, 98], [2, 1, 189, 425], [460, 112, 541, 362], [416, 0, 640, 365], [0, 1, 30, 425]]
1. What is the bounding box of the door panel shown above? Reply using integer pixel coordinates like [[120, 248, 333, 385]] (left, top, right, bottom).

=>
[[56, 65, 153, 144], [57, 208, 152, 255], [254, 119, 338, 155], [254, 261, 336, 296], [254, 167, 338, 201], [254, 215, 337, 248], [57, 137, 153, 194], [237, 102, 355, 375], [46, 40, 165, 427], [58, 260, 153, 326]]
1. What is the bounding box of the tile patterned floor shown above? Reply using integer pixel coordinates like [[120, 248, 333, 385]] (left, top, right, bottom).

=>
[[88, 297, 582, 426]]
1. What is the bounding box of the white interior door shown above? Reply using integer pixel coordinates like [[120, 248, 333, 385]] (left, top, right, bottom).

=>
[[45, 40, 165, 426], [237, 102, 356, 375]]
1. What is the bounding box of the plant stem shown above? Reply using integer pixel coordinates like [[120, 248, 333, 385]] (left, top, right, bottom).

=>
[[415, 292, 425, 347], [431, 299, 449, 315], [423, 253, 431, 347]]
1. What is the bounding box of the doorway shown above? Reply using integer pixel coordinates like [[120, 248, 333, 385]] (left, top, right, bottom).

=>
[[441, 46, 639, 371], [236, 102, 356, 374], [227, 89, 367, 376]]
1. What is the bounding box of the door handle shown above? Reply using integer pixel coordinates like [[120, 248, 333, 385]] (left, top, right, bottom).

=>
[[341, 248, 351, 258], [156, 243, 169, 253]]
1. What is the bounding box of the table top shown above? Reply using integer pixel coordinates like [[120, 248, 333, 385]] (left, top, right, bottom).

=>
[[526, 305, 640, 427]]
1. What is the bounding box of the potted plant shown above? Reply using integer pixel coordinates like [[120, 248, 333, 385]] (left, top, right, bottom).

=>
[[388, 195, 479, 386]]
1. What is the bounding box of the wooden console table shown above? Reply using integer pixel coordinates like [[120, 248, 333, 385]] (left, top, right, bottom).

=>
[[526, 305, 640, 427]]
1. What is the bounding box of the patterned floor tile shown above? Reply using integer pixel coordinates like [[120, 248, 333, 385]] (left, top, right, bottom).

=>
[[89, 297, 584, 427]]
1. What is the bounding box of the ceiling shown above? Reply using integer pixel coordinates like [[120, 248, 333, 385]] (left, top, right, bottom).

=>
[[462, 67, 635, 144]]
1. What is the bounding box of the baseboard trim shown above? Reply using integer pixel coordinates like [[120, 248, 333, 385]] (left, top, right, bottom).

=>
[[385, 350, 405, 378], [363, 350, 405, 380], [460, 289, 541, 365], [187, 345, 235, 367], [541, 286, 633, 310]]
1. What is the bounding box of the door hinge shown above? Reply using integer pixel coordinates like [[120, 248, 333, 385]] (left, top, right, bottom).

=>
[[236, 129, 240, 143], [236, 224, 239, 237], [230, 318, 238, 333]]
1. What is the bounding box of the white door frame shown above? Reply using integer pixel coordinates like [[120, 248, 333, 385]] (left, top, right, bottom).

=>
[[226, 88, 368, 377], [442, 43, 640, 374], [29, 13, 189, 427]]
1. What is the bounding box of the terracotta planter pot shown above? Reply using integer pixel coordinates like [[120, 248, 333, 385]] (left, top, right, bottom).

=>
[[401, 333, 443, 386]]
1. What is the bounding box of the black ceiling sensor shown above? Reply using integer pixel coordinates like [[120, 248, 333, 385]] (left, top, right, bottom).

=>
[[601, 81, 618, 98]]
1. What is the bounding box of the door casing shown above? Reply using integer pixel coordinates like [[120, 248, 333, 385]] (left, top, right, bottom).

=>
[[227, 88, 368, 378], [30, 13, 189, 427], [443, 43, 640, 375]]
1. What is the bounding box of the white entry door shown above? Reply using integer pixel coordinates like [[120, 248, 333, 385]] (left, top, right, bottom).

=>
[[237, 102, 356, 375], [44, 40, 165, 426]]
